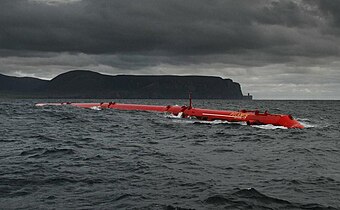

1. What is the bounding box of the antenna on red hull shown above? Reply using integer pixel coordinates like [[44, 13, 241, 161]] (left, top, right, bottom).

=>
[[189, 92, 192, 109]]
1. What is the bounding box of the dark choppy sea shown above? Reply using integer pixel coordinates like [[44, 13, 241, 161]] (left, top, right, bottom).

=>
[[0, 99, 339, 209]]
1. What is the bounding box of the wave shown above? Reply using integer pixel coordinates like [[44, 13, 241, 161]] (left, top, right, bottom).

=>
[[297, 118, 316, 128], [167, 116, 292, 130], [21, 148, 76, 159], [90, 106, 102, 110], [204, 188, 337, 210], [165, 113, 246, 125], [251, 124, 288, 129], [165, 113, 318, 130]]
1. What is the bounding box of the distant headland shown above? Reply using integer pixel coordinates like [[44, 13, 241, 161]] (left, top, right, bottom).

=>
[[0, 70, 252, 99]]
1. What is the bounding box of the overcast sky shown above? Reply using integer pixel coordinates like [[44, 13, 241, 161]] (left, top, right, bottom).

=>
[[1, 0, 339, 99]]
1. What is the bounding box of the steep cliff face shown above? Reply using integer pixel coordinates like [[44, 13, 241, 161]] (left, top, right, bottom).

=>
[[43, 70, 244, 99], [0, 70, 244, 99]]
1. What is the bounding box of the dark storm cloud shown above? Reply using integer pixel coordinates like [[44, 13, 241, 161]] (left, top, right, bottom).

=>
[[1, 0, 340, 99], [0, 0, 338, 57], [309, 0, 340, 28], [257, 1, 317, 27]]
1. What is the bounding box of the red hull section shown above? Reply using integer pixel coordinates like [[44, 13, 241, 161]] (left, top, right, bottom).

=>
[[36, 101, 304, 129]]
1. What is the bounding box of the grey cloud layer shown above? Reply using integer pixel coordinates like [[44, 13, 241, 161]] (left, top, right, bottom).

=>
[[1, 0, 339, 57], [1, 0, 340, 99]]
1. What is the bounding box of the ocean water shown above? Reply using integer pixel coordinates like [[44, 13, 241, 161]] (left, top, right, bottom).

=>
[[0, 99, 339, 209]]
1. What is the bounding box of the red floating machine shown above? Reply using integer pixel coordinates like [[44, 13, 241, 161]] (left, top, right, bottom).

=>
[[36, 94, 304, 129]]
